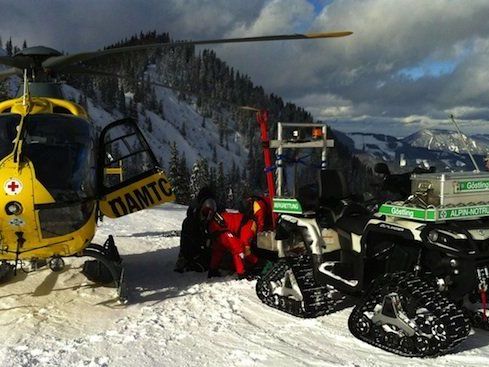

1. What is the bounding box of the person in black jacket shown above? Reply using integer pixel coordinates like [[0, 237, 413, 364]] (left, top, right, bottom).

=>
[[174, 187, 217, 273]]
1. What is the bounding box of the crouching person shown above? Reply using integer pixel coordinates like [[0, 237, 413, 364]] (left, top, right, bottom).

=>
[[207, 211, 259, 280], [174, 187, 217, 273]]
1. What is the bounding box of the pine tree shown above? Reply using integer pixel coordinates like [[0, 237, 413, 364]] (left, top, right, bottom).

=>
[[145, 116, 153, 133], [246, 142, 255, 182], [217, 116, 225, 145], [127, 99, 136, 118], [179, 154, 191, 203], [225, 162, 236, 207], [118, 85, 126, 114], [5, 37, 12, 56], [209, 166, 217, 193], [168, 142, 185, 204], [167, 142, 193, 204], [189, 158, 210, 199], [217, 162, 226, 205], [158, 101, 165, 120], [181, 122, 187, 137]]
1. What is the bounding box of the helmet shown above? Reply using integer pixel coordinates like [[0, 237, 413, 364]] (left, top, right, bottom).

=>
[[199, 198, 217, 222]]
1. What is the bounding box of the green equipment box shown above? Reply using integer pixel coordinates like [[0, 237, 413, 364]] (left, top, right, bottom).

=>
[[411, 171, 489, 207], [381, 171, 489, 222]]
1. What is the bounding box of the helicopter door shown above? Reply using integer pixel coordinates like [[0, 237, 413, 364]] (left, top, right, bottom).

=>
[[98, 118, 175, 218]]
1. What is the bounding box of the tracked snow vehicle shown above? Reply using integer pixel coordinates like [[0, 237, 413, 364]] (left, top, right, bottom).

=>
[[253, 122, 489, 357]]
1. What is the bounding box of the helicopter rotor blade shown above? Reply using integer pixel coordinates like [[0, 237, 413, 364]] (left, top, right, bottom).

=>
[[58, 65, 201, 96], [67, 67, 264, 113], [0, 55, 32, 70], [59, 65, 128, 78], [42, 31, 353, 70], [74, 67, 207, 96]]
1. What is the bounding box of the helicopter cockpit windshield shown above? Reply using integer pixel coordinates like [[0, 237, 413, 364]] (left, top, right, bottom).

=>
[[0, 113, 97, 238], [22, 114, 97, 201]]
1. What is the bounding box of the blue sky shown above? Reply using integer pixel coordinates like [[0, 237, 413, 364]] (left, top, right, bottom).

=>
[[308, 0, 334, 13], [398, 59, 458, 80]]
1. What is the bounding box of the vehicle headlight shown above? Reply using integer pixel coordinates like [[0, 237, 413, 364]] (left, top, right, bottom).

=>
[[427, 229, 456, 245], [428, 230, 439, 242]]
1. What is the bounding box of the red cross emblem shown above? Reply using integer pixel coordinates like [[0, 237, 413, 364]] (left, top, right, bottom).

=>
[[4, 179, 22, 195], [7, 181, 19, 192]]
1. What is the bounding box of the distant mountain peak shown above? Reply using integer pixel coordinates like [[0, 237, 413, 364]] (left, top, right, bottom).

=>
[[340, 127, 487, 172]]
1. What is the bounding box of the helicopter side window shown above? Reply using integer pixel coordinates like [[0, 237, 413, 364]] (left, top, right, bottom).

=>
[[0, 114, 21, 161], [101, 120, 157, 189]]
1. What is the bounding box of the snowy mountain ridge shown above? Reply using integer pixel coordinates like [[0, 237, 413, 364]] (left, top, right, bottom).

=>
[[342, 128, 488, 171], [402, 128, 489, 155]]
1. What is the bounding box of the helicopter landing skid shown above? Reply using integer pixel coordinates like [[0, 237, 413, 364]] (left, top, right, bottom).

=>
[[80, 235, 128, 303]]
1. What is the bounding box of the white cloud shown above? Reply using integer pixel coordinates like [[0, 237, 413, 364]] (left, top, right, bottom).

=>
[[227, 0, 315, 36], [2, 0, 489, 131]]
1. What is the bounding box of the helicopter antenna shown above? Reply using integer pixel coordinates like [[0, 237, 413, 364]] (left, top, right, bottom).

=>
[[450, 114, 480, 172], [11, 69, 33, 165], [22, 69, 27, 105], [21, 68, 32, 110]]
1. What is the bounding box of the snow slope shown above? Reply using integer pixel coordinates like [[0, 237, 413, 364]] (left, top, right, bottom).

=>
[[1, 205, 489, 367], [61, 83, 246, 173]]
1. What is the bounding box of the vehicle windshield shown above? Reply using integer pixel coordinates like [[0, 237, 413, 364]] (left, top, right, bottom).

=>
[[23, 114, 96, 201], [0, 114, 21, 161]]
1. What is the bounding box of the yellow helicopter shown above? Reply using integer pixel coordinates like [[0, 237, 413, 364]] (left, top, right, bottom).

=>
[[0, 31, 352, 302]]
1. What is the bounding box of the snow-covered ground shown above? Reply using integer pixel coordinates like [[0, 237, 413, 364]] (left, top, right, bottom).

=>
[[1, 204, 489, 367]]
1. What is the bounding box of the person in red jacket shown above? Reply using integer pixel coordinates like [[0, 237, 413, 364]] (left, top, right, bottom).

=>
[[207, 210, 259, 279]]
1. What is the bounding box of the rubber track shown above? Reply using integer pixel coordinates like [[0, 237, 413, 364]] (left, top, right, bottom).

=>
[[348, 272, 470, 357], [464, 309, 489, 331], [256, 254, 349, 318]]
